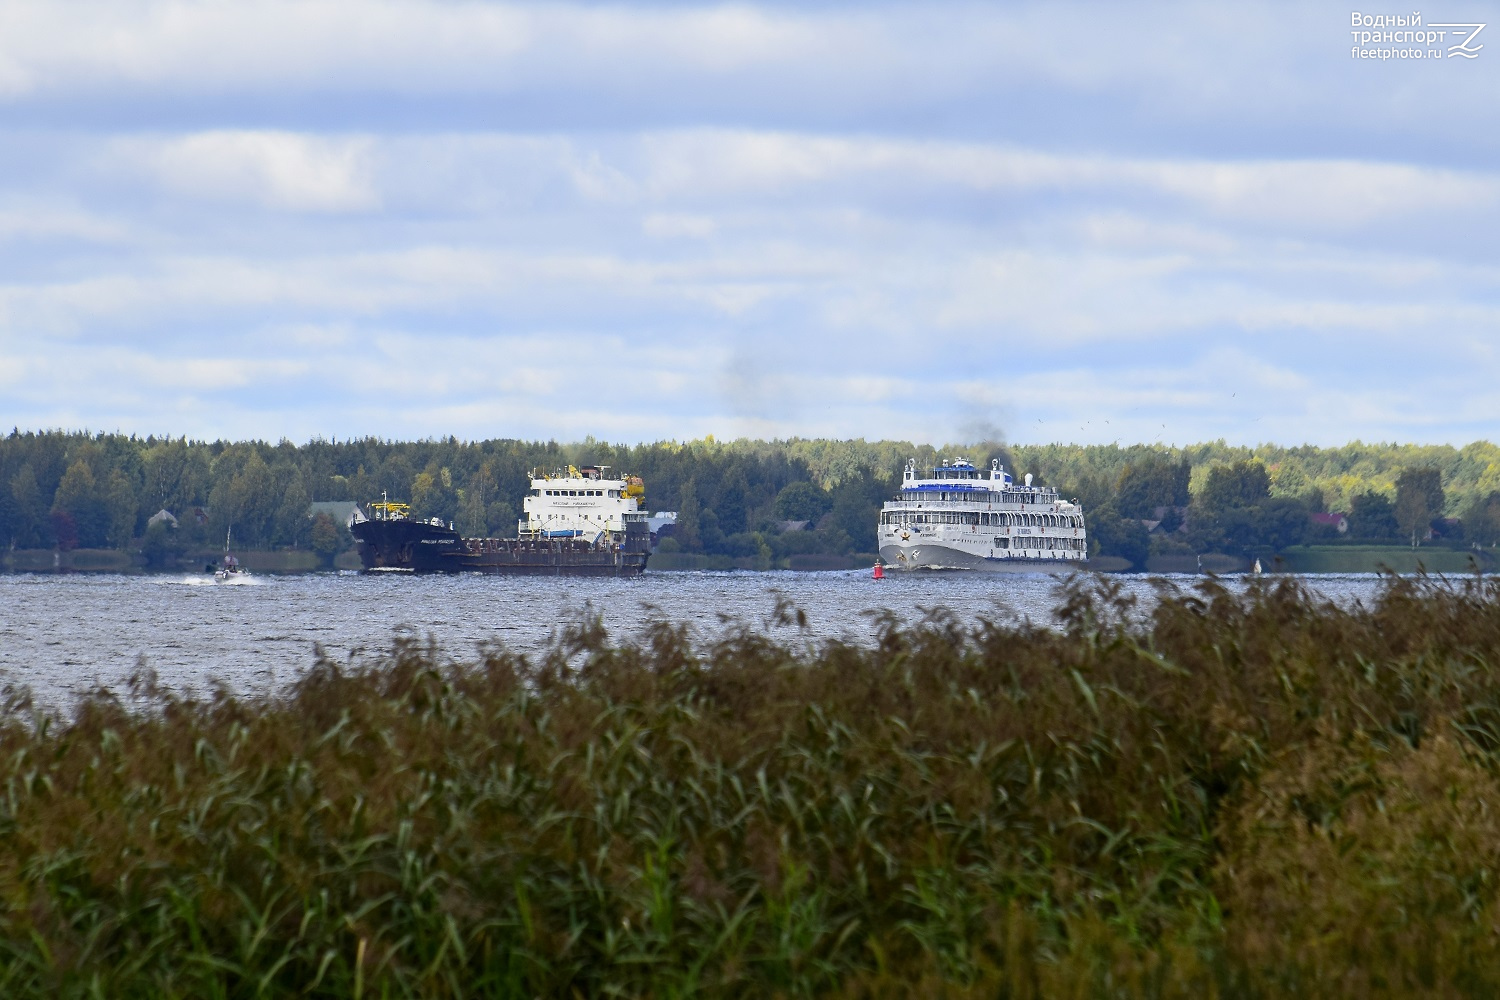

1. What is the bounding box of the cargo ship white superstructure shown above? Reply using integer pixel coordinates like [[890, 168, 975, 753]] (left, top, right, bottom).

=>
[[877, 459, 1087, 572], [522, 465, 649, 540]]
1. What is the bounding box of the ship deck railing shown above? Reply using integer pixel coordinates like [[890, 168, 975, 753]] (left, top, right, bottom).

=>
[[883, 498, 1071, 510]]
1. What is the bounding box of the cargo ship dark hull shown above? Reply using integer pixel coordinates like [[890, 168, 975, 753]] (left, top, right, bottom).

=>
[[351, 517, 650, 576]]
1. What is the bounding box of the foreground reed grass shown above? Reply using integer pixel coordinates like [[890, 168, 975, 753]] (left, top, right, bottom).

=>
[[2, 574, 1500, 996]]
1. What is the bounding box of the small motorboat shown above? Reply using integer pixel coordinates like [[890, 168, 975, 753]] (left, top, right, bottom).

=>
[[214, 553, 248, 581], [211, 527, 251, 581]]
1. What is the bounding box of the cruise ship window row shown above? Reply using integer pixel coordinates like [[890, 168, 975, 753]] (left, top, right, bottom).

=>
[[908, 490, 1054, 504], [880, 511, 1084, 528], [542, 489, 616, 497], [993, 537, 1087, 551]]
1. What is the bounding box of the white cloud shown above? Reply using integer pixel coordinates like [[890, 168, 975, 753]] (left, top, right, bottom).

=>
[[629, 131, 1500, 231], [0, 204, 130, 243], [125, 131, 378, 211], [82, 126, 1500, 237], [642, 213, 717, 239]]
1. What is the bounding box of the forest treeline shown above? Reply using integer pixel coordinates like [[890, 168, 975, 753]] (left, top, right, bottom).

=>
[[1, 430, 1497, 566]]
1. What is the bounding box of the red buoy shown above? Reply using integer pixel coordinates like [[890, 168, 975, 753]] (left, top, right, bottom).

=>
[[872, 562, 885, 579]]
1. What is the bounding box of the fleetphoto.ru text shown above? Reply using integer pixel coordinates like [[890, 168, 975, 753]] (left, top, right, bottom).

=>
[[1351, 11, 1485, 60]]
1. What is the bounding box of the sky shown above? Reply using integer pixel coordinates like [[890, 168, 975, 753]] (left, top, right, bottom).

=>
[[0, 0, 1496, 448]]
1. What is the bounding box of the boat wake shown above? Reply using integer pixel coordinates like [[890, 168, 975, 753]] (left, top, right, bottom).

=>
[[168, 574, 263, 587]]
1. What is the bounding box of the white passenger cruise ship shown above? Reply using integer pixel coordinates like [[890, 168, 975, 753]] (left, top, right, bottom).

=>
[[877, 459, 1088, 572]]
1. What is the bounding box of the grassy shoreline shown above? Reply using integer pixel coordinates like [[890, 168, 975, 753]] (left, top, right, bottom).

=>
[[1, 574, 1499, 994]]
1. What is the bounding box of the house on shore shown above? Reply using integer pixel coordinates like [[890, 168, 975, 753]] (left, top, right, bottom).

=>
[[1310, 512, 1349, 535]]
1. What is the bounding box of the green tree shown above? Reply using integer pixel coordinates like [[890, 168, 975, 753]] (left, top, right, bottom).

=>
[[52, 460, 109, 548], [1349, 491, 1400, 541], [1115, 456, 1191, 518], [140, 519, 182, 568], [0, 487, 18, 549], [275, 475, 311, 548], [411, 466, 458, 523], [142, 439, 209, 517], [713, 468, 750, 535], [1462, 491, 1500, 547], [210, 451, 278, 547], [773, 481, 832, 523], [457, 462, 500, 536], [1087, 503, 1150, 568], [1198, 461, 1271, 515], [1187, 460, 1278, 556], [52, 460, 94, 521], [8, 464, 46, 547], [486, 500, 517, 536], [1394, 466, 1444, 547], [1251, 497, 1312, 552], [103, 469, 138, 547], [309, 513, 343, 567], [379, 455, 416, 501], [674, 479, 702, 552], [828, 471, 887, 554], [348, 464, 375, 503]]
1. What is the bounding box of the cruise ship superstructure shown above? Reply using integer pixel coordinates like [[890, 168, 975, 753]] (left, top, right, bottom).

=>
[[877, 459, 1087, 572]]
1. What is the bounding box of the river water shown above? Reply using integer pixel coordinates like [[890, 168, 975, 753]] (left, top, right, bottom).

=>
[[0, 570, 1397, 709]]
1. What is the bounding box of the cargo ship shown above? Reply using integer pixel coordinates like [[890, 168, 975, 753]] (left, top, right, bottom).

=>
[[351, 466, 651, 575]]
